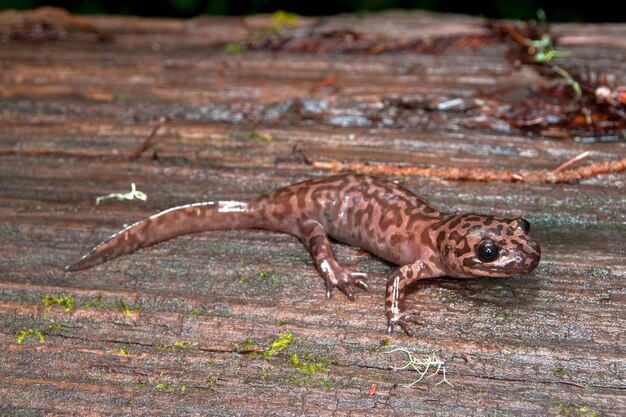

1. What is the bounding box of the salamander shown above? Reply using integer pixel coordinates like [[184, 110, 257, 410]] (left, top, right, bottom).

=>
[[67, 174, 541, 336]]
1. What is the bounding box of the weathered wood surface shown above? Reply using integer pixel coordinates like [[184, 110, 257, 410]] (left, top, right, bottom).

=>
[[1, 10, 625, 416]]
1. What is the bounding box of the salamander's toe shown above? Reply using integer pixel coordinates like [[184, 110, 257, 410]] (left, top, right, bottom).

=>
[[350, 271, 369, 291], [387, 311, 422, 337], [320, 266, 370, 301], [336, 280, 355, 301]]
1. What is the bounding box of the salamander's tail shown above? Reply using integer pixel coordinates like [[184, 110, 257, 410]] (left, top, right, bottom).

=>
[[66, 200, 259, 271]]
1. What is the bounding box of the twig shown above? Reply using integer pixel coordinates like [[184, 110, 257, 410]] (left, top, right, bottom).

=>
[[308, 156, 626, 184], [552, 150, 591, 173], [129, 116, 166, 160], [308, 75, 338, 93]]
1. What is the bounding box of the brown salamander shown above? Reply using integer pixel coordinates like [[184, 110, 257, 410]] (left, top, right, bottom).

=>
[[67, 175, 541, 335]]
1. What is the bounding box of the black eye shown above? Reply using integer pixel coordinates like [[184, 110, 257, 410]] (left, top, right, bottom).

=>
[[476, 240, 500, 262], [516, 217, 530, 234]]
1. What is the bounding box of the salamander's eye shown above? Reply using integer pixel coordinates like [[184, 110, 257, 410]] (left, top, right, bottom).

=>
[[476, 239, 500, 262], [515, 217, 530, 234]]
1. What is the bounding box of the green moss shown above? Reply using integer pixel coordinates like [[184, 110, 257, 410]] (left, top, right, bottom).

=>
[[155, 383, 173, 392], [552, 366, 569, 379], [578, 407, 600, 417], [241, 338, 258, 351], [225, 43, 246, 53], [241, 333, 333, 388], [239, 333, 294, 358], [318, 376, 334, 390], [370, 337, 392, 352], [155, 382, 188, 394], [114, 300, 133, 317], [288, 352, 332, 387], [557, 403, 601, 417], [271, 10, 299, 33], [107, 348, 129, 356], [229, 131, 273, 143], [189, 306, 203, 316], [85, 296, 138, 317], [289, 353, 330, 375], [42, 295, 74, 313], [204, 378, 218, 392], [262, 333, 294, 359], [84, 296, 105, 308], [15, 328, 45, 344], [156, 340, 190, 351]]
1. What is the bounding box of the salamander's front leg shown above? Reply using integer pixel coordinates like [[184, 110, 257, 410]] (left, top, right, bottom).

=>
[[386, 263, 427, 336], [300, 219, 369, 301]]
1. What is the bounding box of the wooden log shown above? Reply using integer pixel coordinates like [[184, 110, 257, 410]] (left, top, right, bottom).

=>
[[0, 9, 624, 416]]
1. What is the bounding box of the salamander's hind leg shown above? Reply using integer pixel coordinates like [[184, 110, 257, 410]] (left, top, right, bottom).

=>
[[300, 219, 369, 301]]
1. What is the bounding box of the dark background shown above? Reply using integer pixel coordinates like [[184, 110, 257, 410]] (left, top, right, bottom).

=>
[[0, 0, 624, 22]]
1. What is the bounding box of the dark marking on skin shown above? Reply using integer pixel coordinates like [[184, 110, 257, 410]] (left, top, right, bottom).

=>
[[436, 230, 446, 250], [449, 217, 462, 229], [66, 174, 541, 337], [463, 257, 479, 267], [448, 230, 464, 245], [389, 233, 404, 247], [379, 208, 403, 232], [454, 239, 472, 256]]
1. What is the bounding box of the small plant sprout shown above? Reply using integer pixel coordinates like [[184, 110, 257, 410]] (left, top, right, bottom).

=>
[[385, 348, 453, 387], [114, 300, 133, 317], [271, 10, 299, 33], [504, 10, 591, 126], [96, 183, 147, 205], [15, 328, 45, 344], [42, 295, 74, 313]]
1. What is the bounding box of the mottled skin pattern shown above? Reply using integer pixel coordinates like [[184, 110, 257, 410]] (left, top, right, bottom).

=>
[[67, 175, 541, 336]]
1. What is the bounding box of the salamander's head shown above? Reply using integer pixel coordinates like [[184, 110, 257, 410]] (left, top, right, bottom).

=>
[[437, 214, 541, 278]]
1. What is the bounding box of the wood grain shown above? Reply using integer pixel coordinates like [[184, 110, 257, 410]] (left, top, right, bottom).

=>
[[1, 9, 624, 416]]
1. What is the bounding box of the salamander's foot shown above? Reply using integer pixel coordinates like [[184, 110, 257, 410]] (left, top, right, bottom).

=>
[[387, 311, 422, 337], [324, 269, 369, 301]]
